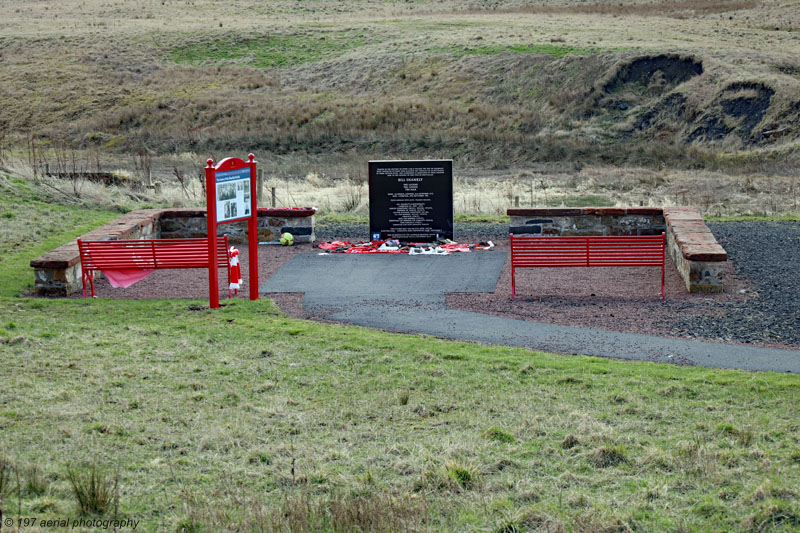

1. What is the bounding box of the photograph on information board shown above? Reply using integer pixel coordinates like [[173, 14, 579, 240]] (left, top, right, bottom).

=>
[[215, 167, 250, 223]]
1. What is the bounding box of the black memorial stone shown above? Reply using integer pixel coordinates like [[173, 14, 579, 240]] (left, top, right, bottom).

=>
[[369, 160, 453, 241]]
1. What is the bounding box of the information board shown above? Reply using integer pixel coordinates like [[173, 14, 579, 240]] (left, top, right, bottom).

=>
[[214, 167, 252, 223], [204, 154, 259, 308], [368, 160, 453, 241]]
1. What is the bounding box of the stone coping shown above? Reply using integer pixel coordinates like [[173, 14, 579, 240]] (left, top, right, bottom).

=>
[[30, 207, 317, 270], [663, 207, 727, 262], [506, 206, 726, 263]]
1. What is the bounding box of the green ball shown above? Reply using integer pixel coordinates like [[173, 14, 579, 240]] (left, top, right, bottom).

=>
[[280, 232, 294, 246]]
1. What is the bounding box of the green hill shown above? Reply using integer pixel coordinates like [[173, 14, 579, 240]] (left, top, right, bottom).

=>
[[1, 0, 799, 172]]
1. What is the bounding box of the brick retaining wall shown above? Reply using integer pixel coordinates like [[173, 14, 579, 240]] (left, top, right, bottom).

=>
[[507, 207, 726, 293], [30, 208, 315, 296]]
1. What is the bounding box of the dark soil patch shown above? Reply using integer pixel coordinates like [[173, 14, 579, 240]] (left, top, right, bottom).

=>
[[687, 116, 731, 143], [687, 82, 775, 143], [596, 55, 702, 137], [603, 54, 703, 95], [776, 64, 800, 77]]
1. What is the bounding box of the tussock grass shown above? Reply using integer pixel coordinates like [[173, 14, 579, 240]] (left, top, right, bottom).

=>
[[433, 43, 595, 58], [176, 489, 431, 532], [495, 509, 561, 533], [439, 0, 759, 18], [483, 427, 516, 443], [741, 502, 800, 532], [66, 464, 117, 517], [21, 464, 48, 498], [560, 434, 580, 449], [587, 445, 628, 468], [445, 461, 480, 491]]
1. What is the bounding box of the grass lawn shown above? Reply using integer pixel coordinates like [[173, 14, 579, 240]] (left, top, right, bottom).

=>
[[169, 31, 371, 69], [0, 174, 122, 298], [1, 176, 800, 532]]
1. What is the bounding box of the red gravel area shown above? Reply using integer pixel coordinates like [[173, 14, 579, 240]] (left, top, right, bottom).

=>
[[68, 243, 314, 319], [72, 237, 776, 347], [446, 239, 763, 344]]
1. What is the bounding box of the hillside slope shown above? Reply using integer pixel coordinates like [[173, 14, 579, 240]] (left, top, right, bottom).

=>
[[1, 0, 800, 170]]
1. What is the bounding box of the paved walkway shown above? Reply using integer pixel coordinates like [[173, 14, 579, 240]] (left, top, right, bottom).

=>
[[262, 252, 800, 373]]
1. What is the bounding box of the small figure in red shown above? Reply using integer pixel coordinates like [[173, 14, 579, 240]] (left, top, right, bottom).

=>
[[229, 246, 243, 297]]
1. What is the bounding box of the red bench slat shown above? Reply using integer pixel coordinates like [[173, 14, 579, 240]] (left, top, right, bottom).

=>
[[77, 236, 232, 298], [510, 233, 665, 300]]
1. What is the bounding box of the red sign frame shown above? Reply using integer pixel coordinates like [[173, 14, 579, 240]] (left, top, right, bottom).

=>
[[204, 154, 259, 308]]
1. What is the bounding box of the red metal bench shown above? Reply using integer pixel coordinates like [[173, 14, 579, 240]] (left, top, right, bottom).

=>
[[510, 232, 666, 300], [77, 236, 232, 298]]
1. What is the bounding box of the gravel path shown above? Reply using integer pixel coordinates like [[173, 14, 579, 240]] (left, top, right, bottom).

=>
[[661, 221, 800, 346]]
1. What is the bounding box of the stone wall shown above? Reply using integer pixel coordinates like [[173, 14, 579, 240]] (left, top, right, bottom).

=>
[[508, 207, 665, 236], [159, 208, 315, 244], [507, 207, 726, 293], [30, 207, 315, 296]]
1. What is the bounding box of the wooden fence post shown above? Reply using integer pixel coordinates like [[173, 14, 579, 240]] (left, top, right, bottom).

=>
[[257, 169, 264, 205]]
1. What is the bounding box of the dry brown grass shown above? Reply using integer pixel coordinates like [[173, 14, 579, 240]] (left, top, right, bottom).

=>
[[175, 489, 431, 532], [8, 150, 798, 217], [2, 0, 800, 216], [440, 0, 760, 18]]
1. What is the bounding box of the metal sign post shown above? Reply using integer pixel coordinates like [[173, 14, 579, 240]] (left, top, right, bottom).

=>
[[204, 154, 259, 309]]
